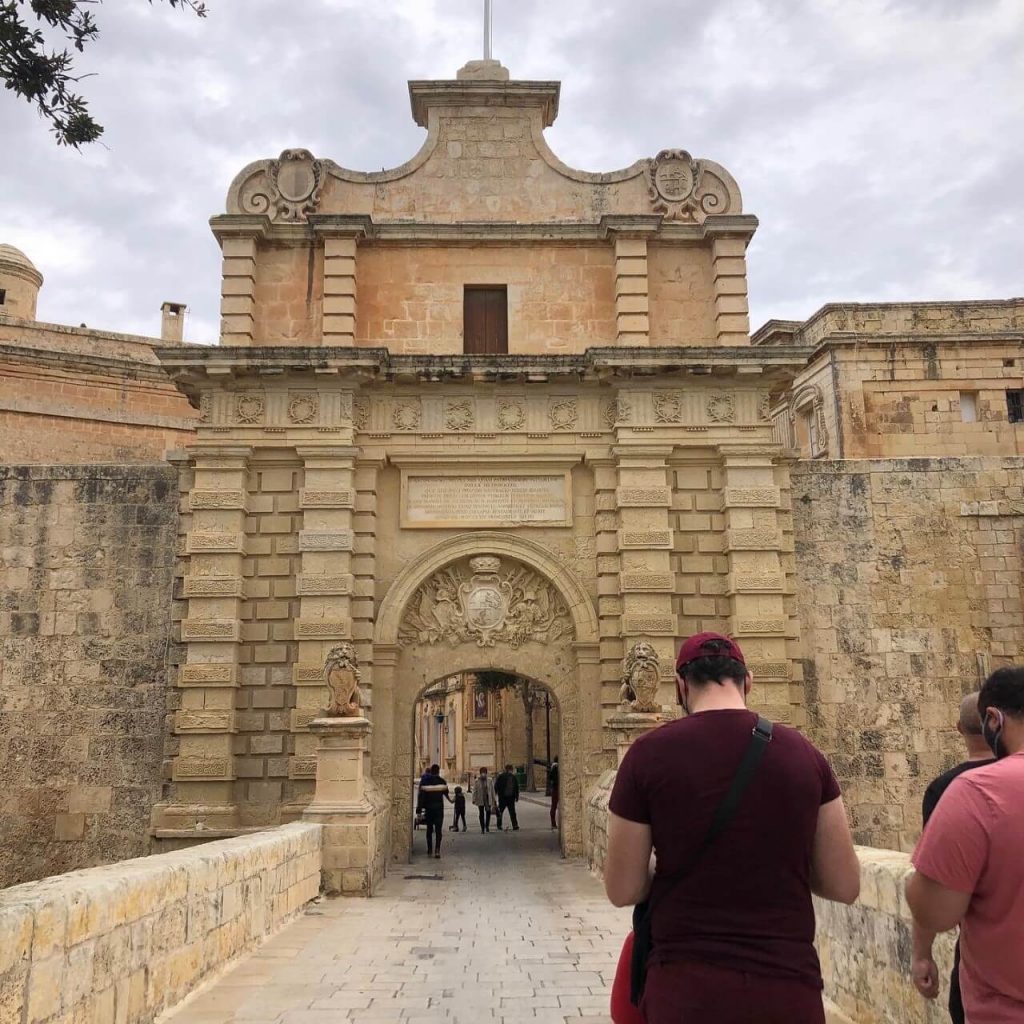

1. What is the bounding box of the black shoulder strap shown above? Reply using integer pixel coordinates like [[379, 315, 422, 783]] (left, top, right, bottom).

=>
[[646, 715, 773, 913]]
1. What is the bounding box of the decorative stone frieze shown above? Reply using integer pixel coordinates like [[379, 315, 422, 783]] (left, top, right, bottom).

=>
[[299, 489, 354, 509], [296, 573, 355, 596], [617, 487, 672, 507], [187, 531, 246, 554], [623, 615, 676, 635], [175, 710, 235, 733], [189, 490, 248, 510], [724, 487, 781, 507], [183, 575, 246, 598], [179, 664, 238, 687], [619, 529, 673, 549], [181, 618, 242, 642], [298, 529, 354, 552], [294, 619, 353, 640], [620, 571, 675, 591], [172, 756, 234, 781]]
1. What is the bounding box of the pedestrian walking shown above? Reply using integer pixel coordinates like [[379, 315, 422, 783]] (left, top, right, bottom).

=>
[[604, 632, 860, 1024], [417, 763, 450, 859], [906, 667, 1024, 1023], [449, 785, 467, 832], [494, 764, 520, 830], [549, 756, 559, 830], [910, 692, 995, 1023], [471, 767, 496, 833]]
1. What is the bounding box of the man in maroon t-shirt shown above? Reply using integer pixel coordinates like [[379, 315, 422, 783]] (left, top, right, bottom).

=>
[[605, 632, 860, 1024]]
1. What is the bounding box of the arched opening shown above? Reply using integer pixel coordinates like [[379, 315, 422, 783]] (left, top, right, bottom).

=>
[[372, 533, 602, 864], [409, 669, 562, 860]]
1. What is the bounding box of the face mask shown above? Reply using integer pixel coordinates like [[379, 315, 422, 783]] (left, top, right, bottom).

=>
[[982, 710, 1008, 759]]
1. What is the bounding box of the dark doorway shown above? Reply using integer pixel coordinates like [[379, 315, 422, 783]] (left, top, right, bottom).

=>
[[463, 286, 508, 354]]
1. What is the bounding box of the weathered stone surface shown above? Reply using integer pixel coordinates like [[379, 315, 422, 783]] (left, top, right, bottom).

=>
[[794, 456, 1024, 851], [0, 822, 321, 1024], [0, 465, 179, 888]]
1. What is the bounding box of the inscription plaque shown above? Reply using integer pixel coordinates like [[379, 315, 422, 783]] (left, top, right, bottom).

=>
[[402, 473, 571, 528]]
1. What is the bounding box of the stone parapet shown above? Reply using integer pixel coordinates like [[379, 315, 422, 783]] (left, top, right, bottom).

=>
[[815, 847, 955, 1024], [0, 822, 321, 1024]]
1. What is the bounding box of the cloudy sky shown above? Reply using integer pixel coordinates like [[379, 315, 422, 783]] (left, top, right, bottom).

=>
[[2, 0, 1021, 343]]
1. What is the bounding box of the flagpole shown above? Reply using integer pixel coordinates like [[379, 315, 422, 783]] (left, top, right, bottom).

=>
[[484, 0, 493, 60]]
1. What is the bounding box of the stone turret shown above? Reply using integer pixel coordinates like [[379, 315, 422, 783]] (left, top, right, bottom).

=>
[[0, 244, 43, 320]]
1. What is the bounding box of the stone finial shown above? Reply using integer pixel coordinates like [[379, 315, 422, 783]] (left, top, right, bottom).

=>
[[619, 640, 662, 713], [456, 59, 510, 81], [324, 641, 363, 716]]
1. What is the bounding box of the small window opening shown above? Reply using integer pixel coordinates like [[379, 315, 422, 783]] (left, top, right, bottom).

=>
[[1007, 390, 1024, 424], [0, 288, 6, 306], [1003, 359, 1015, 368], [959, 391, 978, 423], [463, 286, 508, 355]]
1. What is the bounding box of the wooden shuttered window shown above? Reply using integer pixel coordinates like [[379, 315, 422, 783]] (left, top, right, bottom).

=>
[[463, 286, 508, 354]]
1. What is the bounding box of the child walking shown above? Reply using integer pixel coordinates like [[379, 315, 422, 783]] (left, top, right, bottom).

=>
[[449, 785, 467, 831]]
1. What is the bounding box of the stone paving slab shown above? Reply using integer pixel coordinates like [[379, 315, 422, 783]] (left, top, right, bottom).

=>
[[161, 800, 629, 1024]]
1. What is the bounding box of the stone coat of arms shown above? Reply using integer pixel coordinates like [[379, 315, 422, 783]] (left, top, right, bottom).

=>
[[399, 555, 571, 649]]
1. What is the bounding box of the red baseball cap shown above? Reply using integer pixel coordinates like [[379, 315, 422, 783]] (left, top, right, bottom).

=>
[[675, 632, 746, 675]]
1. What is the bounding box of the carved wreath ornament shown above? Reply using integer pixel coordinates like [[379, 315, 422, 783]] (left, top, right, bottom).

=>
[[399, 556, 572, 649]]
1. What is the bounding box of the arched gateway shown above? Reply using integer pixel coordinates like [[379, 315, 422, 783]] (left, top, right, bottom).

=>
[[150, 57, 801, 881], [374, 533, 600, 860]]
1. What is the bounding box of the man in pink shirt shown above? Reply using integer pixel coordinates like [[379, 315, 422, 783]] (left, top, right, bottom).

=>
[[906, 667, 1024, 1024]]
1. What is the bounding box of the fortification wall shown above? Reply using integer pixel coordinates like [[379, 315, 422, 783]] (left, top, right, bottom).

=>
[[0, 822, 321, 1024], [0, 465, 180, 887], [793, 457, 1024, 850]]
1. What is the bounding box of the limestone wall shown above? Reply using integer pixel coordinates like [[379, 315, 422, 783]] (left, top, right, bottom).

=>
[[0, 822, 321, 1024], [0, 465, 179, 887], [355, 243, 617, 354], [793, 457, 1024, 850], [815, 848, 955, 1024], [0, 315, 196, 463]]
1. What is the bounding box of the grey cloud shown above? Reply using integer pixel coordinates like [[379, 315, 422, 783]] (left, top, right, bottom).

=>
[[0, 0, 1020, 341]]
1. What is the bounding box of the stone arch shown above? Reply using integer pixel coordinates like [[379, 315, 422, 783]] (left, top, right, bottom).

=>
[[372, 533, 600, 864]]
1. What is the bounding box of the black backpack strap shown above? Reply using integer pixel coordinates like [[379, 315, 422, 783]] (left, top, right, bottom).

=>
[[696, 715, 773, 857]]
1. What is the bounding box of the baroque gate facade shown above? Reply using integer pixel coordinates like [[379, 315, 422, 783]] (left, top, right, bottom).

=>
[[151, 59, 806, 864]]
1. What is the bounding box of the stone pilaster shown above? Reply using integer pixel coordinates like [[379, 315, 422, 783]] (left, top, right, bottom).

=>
[[303, 716, 385, 895], [720, 445, 792, 721], [613, 236, 650, 346], [606, 711, 663, 766], [156, 445, 251, 836], [288, 445, 359, 809], [315, 222, 368, 346], [712, 237, 751, 345], [214, 219, 267, 346], [613, 445, 677, 709], [592, 456, 625, 715]]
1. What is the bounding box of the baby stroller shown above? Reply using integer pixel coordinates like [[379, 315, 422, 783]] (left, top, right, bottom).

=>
[[414, 807, 426, 830]]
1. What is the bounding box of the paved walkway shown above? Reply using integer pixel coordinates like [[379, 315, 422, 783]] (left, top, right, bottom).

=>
[[163, 799, 630, 1024]]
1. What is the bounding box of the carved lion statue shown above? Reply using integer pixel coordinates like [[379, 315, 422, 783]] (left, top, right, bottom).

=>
[[324, 642, 363, 717], [619, 640, 661, 714]]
